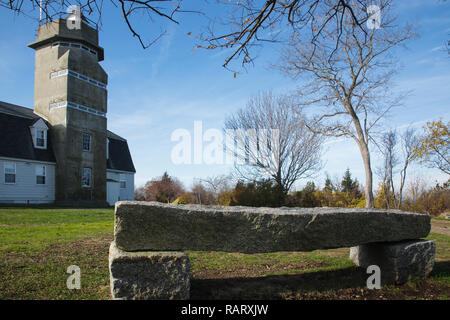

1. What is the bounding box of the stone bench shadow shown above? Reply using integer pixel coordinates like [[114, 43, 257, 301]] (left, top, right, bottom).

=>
[[191, 260, 449, 299], [108, 201, 436, 300], [430, 260, 450, 278], [190, 266, 366, 300]]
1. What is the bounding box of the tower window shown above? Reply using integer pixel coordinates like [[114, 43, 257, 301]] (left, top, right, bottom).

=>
[[4, 162, 16, 184], [36, 165, 46, 185], [82, 133, 92, 152], [82, 168, 92, 188]]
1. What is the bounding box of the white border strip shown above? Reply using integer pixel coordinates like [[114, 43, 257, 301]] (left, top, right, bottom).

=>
[[52, 41, 98, 57], [49, 101, 106, 118], [50, 69, 107, 89]]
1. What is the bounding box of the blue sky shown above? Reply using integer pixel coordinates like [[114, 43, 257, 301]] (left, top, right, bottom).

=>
[[0, 1, 449, 191]]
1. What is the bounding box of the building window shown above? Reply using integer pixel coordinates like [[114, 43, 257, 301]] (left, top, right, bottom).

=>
[[36, 165, 46, 185], [82, 167, 92, 188], [35, 129, 46, 148], [82, 133, 91, 152], [4, 162, 16, 184], [120, 175, 126, 189]]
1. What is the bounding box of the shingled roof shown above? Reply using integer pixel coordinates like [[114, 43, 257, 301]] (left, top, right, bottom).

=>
[[107, 131, 136, 173], [0, 101, 56, 163], [0, 101, 135, 173]]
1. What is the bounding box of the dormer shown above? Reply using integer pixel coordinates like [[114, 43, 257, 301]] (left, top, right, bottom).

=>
[[30, 118, 49, 149]]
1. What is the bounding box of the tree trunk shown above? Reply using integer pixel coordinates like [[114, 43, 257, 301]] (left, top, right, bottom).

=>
[[360, 142, 375, 208], [398, 162, 408, 209], [349, 108, 375, 209]]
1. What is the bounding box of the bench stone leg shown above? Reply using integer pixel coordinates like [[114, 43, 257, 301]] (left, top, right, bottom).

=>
[[350, 239, 435, 285], [109, 242, 190, 300]]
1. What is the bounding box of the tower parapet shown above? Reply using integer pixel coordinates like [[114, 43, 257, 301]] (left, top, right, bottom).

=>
[[29, 19, 104, 61]]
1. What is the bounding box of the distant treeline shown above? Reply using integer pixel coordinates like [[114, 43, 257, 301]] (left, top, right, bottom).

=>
[[135, 170, 449, 216]]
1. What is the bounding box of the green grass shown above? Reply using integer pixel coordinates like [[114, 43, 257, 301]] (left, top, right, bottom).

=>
[[425, 232, 450, 285], [0, 237, 111, 299], [0, 207, 449, 299], [0, 207, 114, 299], [427, 232, 450, 244], [0, 207, 113, 225], [432, 216, 449, 222], [0, 207, 113, 253], [187, 248, 354, 277]]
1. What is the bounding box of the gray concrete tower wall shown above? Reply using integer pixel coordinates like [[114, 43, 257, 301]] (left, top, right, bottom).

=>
[[29, 19, 108, 205]]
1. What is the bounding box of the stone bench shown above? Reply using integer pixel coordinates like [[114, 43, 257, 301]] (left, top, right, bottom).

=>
[[109, 201, 435, 299]]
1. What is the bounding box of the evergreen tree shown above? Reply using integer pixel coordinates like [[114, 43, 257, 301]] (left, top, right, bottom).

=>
[[323, 175, 334, 192], [341, 168, 353, 193], [341, 168, 362, 198]]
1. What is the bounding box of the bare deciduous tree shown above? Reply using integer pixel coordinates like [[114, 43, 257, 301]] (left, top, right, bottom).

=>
[[224, 91, 323, 194], [200, 0, 381, 69], [190, 180, 216, 205], [376, 130, 398, 209], [278, 0, 415, 207], [4, 0, 390, 68], [2, 0, 191, 49], [397, 127, 418, 208], [134, 185, 146, 200], [376, 127, 418, 209], [199, 174, 233, 204]]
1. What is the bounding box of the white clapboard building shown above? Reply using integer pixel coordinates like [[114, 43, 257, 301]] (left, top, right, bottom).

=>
[[0, 102, 136, 206]]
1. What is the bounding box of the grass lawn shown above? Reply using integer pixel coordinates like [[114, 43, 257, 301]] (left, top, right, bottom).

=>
[[0, 207, 449, 300]]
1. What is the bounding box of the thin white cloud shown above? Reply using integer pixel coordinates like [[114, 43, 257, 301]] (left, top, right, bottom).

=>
[[430, 45, 445, 52], [108, 111, 153, 131], [151, 23, 177, 79]]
